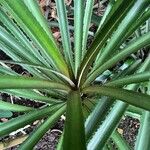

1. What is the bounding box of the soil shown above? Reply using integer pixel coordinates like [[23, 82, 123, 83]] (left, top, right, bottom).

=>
[[119, 117, 140, 148], [9, 120, 64, 150]]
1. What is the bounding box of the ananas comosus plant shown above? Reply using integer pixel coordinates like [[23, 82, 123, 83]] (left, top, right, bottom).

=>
[[0, 0, 150, 149]]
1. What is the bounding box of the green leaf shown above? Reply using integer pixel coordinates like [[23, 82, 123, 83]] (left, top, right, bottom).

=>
[[0, 5, 57, 69], [63, 90, 86, 150], [0, 60, 75, 86], [0, 65, 18, 76], [0, 63, 64, 102], [0, 26, 38, 63], [106, 71, 150, 87], [83, 85, 150, 111], [19, 105, 66, 150], [0, 75, 70, 91], [111, 130, 131, 150], [0, 100, 34, 112], [87, 101, 128, 150], [85, 97, 114, 140], [55, 0, 74, 72], [135, 111, 150, 150], [87, 85, 137, 150], [96, 0, 116, 32], [77, 0, 135, 86], [124, 8, 150, 40], [126, 105, 142, 116], [82, 0, 94, 57], [85, 32, 150, 86], [2, 0, 69, 76], [1, 89, 62, 104], [86, 45, 150, 150], [94, 0, 149, 70], [0, 110, 13, 118], [89, 86, 138, 149], [0, 40, 50, 79], [0, 104, 63, 137], [0, 26, 59, 81], [23, 0, 57, 46], [57, 132, 64, 150], [85, 58, 141, 140], [0, 6, 50, 67], [74, 0, 84, 76], [125, 110, 141, 119]]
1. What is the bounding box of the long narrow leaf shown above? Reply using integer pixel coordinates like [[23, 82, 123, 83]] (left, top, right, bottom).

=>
[[111, 130, 131, 150], [24, 0, 57, 46], [87, 54, 150, 149], [57, 132, 64, 150], [94, 0, 149, 69], [0, 7, 51, 67], [1, 89, 62, 104], [74, 0, 84, 76], [135, 111, 150, 150], [0, 104, 63, 137], [87, 101, 128, 150], [85, 59, 141, 140], [2, 0, 69, 76], [77, 0, 135, 86], [124, 8, 150, 42], [85, 97, 114, 140], [85, 32, 150, 86], [0, 100, 34, 112], [0, 26, 38, 63], [63, 90, 86, 150], [0, 40, 50, 79], [106, 72, 150, 87], [55, 0, 74, 72], [82, 0, 94, 57], [0, 26, 57, 81], [87, 83, 138, 149], [0, 60, 75, 86], [0, 75, 70, 92], [19, 105, 66, 150], [96, 0, 116, 32], [83, 86, 150, 111]]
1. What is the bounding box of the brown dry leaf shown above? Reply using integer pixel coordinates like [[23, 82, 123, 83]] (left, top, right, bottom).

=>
[[39, 0, 46, 8], [53, 31, 61, 40], [33, 120, 40, 125], [39, 0, 47, 15], [117, 128, 123, 135], [65, 0, 72, 6], [1, 118, 8, 122], [45, 0, 51, 6], [51, 8, 57, 19], [22, 71, 31, 77]]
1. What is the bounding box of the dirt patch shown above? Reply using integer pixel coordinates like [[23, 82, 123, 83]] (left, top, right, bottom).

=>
[[119, 116, 140, 148]]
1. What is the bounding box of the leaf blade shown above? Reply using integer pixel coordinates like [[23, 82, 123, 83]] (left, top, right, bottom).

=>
[[0, 100, 34, 112], [63, 90, 86, 150], [74, 0, 84, 76], [77, 0, 135, 86], [19, 105, 66, 150], [0, 104, 63, 137], [106, 72, 150, 87], [0, 75, 70, 91], [2, 0, 69, 76], [85, 32, 150, 86], [83, 85, 150, 111], [55, 0, 74, 72]]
